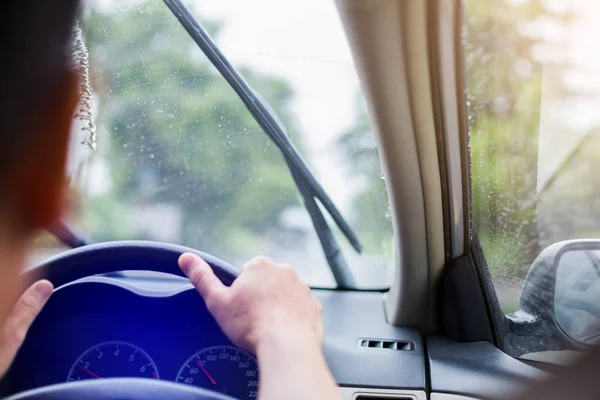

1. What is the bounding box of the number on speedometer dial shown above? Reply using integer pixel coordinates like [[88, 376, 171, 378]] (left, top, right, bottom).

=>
[[67, 341, 159, 382], [176, 345, 259, 399]]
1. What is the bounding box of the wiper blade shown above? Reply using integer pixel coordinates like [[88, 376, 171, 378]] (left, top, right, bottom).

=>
[[163, 0, 362, 288], [48, 219, 89, 248], [288, 163, 357, 287]]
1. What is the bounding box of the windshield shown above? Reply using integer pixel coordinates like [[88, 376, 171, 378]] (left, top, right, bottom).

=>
[[466, 0, 600, 311], [34, 0, 393, 289]]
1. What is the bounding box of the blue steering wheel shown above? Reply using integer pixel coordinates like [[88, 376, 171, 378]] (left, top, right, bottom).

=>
[[10, 241, 240, 400]]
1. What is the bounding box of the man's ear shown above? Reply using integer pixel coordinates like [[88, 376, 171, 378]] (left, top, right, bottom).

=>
[[11, 71, 80, 232]]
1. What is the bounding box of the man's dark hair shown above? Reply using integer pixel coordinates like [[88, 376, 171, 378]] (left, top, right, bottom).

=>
[[0, 1, 81, 172]]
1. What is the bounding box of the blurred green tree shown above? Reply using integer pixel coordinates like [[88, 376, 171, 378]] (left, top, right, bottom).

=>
[[80, 1, 301, 255], [466, 0, 575, 279]]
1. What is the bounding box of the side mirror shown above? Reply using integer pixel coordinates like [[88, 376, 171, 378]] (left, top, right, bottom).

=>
[[555, 247, 600, 344], [507, 240, 600, 355]]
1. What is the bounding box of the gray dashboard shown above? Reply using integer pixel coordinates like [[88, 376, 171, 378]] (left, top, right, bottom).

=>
[[314, 290, 425, 390], [427, 336, 548, 399], [317, 291, 549, 399]]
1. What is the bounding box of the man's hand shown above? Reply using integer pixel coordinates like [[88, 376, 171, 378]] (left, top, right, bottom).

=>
[[0, 280, 53, 378], [178, 253, 340, 400], [178, 254, 323, 353]]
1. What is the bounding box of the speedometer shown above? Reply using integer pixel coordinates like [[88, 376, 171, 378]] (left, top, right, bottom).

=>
[[176, 345, 258, 399], [67, 341, 159, 382]]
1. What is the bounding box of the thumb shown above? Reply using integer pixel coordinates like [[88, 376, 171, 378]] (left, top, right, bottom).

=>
[[0, 280, 53, 377], [178, 253, 229, 309]]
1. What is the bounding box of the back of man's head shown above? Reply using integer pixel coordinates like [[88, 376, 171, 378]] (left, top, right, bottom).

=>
[[0, 1, 81, 175], [0, 0, 82, 348]]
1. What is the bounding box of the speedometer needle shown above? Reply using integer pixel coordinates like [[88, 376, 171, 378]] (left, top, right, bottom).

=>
[[77, 365, 101, 379], [196, 360, 217, 385]]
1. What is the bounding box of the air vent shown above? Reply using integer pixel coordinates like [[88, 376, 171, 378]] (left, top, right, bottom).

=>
[[357, 338, 414, 351]]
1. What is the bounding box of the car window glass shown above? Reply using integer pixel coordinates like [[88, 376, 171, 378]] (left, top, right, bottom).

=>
[[466, 0, 600, 355], [31, 0, 394, 289]]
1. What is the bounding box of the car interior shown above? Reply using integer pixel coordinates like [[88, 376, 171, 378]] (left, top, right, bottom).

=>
[[1, 0, 598, 399]]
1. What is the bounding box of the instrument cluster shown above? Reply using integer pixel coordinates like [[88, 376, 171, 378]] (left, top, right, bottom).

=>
[[12, 279, 258, 400]]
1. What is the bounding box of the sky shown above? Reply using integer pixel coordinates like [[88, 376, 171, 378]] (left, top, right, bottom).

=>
[[190, 0, 368, 211], [537, 1, 600, 191]]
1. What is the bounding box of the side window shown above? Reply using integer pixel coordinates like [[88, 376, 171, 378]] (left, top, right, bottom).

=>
[[465, 0, 600, 362]]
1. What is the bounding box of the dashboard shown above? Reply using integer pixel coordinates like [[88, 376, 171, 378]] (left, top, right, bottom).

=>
[[5, 271, 429, 400], [1, 275, 549, 400], [0, 242, 552, 400]]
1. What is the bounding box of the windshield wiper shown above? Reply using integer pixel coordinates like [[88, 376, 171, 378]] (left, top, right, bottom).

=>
[[48, 219, 89, 248], [163, 0, 362, 288]]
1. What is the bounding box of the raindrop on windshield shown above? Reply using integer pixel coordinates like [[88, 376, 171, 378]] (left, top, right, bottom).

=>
[[71, 22, 96, 151]]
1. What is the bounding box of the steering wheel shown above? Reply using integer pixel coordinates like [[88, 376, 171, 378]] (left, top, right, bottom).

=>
[[10, 241, 240, 400]]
